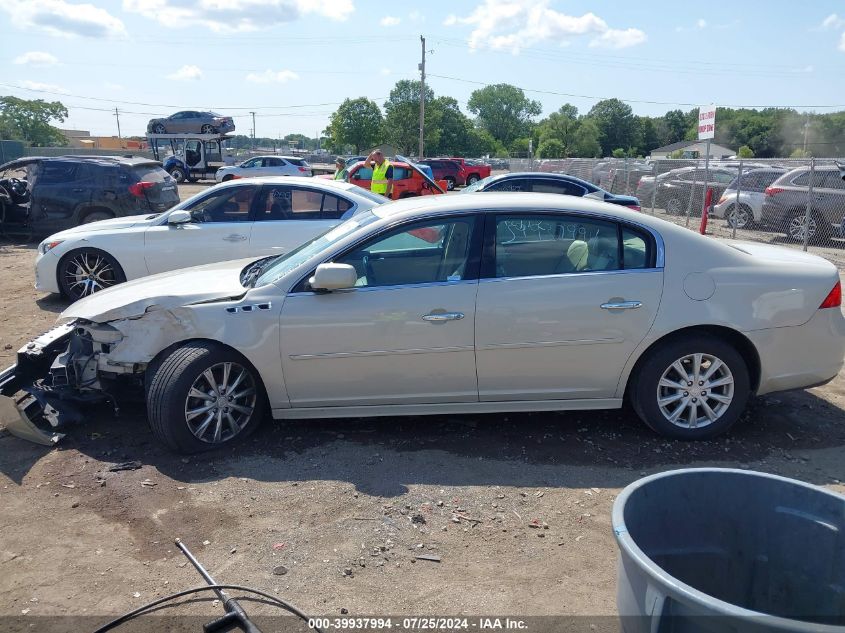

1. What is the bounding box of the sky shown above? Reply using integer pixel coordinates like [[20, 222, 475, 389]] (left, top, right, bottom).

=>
[[2, 0, 845, 139]]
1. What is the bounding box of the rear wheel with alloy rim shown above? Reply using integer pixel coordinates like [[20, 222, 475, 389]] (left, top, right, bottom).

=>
[[58, 248, 126, 301], [786, 210, 828, 244], [726, 204, 753, 229], [665, 197, 684, 215], [630, 335, 750, 440], [147, 343, 265, 453]]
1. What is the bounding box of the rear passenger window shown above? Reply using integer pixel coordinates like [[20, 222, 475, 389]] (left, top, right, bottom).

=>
[[532, 181, 587, 196], [321, 193, 353, 219], [39, 163, 78, 184], [493, 215, 620, 278], [622, 227, 650, 269], [487, 179, 530, 192]]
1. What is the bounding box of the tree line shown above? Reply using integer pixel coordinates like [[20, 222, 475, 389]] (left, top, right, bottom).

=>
[[3, 89, 845, 159], [324, 81, 845, 159]]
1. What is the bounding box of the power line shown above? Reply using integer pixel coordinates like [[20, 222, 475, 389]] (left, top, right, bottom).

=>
[[426, 73, 845, 110]]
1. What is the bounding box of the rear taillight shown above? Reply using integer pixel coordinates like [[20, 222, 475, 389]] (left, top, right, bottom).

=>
[[128, 181, 155, 198], [764, 186, 784, 197], [820, 281, 842, 309], [298, 166, 307, 172], [625, 204, 641, 212]]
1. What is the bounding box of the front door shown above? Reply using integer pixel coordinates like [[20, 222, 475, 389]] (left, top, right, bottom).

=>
[[475, 213, 663, 401], [280, 215, 481, 407], [144, 184, 259, 274]]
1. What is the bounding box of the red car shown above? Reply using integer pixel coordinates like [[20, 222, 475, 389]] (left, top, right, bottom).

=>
[[346, 161, 447, 200], [449, 158, 491, 185]]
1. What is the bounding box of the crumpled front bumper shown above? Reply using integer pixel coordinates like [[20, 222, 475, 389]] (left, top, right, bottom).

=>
[[0, 323, 76, 446]]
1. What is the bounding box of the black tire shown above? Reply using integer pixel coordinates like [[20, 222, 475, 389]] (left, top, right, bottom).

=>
[[629, 334, 750, 440], [665, 196, 684, 216], [726, 204, 754, 229], [146, 342, 266, 454], [80, 209, 114, 225], [170, 167, 187, 183], [200, 124, 217, 134], [466, 174, 480, 185], [58, 248, 126, 301], [221, 174, 234, 182], [153, 123, 166, 134], [785, 210, 829, 245], [444, 176, 456, 191]]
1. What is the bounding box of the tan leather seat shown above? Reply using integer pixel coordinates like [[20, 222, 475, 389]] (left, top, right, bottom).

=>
[[567, 240, 589, 271]]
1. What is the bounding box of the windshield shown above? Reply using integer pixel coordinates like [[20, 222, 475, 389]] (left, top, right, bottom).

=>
[[463, 175, 495, 192], [254, 210, 381, 286]]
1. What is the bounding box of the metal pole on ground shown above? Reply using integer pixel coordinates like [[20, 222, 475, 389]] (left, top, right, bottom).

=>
[[685, 168, 699, 228], [803, 157, 815, 252], [731, 160, 743, 240]]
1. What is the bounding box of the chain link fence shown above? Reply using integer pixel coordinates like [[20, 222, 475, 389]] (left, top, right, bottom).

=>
[[506, 156, 845, 270]]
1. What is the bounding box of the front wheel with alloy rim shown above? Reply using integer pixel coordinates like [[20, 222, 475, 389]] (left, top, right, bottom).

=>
[[58, 248, 126, 301], [665, 196, 684, 216], [630, 335, 750, 440], [169, 167, 187, 183], [444, 177, 456, 191], [466, 174, 480, 185], [147, 342, 265, 453]]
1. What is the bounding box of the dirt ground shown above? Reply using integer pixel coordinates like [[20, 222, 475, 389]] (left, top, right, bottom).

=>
[[2, 185, 845, 630]]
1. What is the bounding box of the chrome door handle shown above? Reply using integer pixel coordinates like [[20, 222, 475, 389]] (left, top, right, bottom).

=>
[[422, 312, 465, 322], [601, 301, 642, 310], [224, 234, 247, 242]]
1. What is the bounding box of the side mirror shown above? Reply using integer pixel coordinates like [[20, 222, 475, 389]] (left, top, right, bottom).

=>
[[309, 263, 357, 291], [168, 210, 192, 225]]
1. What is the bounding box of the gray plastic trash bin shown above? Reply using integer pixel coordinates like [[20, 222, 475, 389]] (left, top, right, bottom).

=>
[[612, 468, 845, 633]]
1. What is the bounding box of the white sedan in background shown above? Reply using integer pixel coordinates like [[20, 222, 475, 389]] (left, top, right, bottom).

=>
[[35, 178, 383, 301], [215, 156, 312, 182], [8, 193, 844, 453]]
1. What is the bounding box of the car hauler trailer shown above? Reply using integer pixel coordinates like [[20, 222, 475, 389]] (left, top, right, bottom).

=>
[[147, 132, 233, 183]]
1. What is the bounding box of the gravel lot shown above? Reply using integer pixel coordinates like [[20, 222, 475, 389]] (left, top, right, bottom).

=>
[[1, 182, 845, 629]]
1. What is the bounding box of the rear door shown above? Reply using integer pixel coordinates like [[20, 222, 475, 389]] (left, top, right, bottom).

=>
[[144, 184, 259, 274], [475, 212, 663, 401], [30, 161, 91, 226], [246, 184, 349, 258]]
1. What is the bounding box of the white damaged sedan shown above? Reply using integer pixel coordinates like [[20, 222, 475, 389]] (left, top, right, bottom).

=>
[[3, 193, 844, 453]]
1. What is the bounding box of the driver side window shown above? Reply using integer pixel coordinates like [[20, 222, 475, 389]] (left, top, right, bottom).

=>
[[184, 185, 258, 222], [334, 217, 477, 288]]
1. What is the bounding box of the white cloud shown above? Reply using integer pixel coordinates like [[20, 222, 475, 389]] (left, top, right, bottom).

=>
[[589, 27, 647, 49], [696, 18, 707, 29], [245, 69, 300, 83], [13, 51, 59, 66], [123, 0, 354, 32], [379, 67, 391, 75], [822, 14, 845, 30], [380, 15, 400, 27], [443, 0, 645, 54], [1, 0, 126, 38], [166, 64, 203, 80], [21, 80, 70, 94]]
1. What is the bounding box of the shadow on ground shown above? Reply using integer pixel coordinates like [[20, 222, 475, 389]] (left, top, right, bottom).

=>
[[3, 384, 844, 494]]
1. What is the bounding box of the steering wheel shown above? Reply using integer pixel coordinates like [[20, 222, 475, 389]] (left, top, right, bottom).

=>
[[5, 178, 29, 202]]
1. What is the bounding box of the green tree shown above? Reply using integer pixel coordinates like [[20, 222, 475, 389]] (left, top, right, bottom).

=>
[[536, 138, 566, 158], [0, 96, 68, 146], [790, 148, 811, 158], [467, 84, 542, 147], [659, 109, 688, 146], [426, 96, 473, 156], [588, 98, 638, 156], [537, 104, 579, 156], [611, 148, 626, 158], [637, 116, 660, 156], [570, 118, 602, 157], [382, 80, 439, 155], [325, 97, 383, 154], [737, 145, 755, 158]]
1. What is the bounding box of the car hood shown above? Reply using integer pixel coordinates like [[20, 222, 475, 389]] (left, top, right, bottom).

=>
[[60, 258, 254, 323], [49, 214, 162, 238]]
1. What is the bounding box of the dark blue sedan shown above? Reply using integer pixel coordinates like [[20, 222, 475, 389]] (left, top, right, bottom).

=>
[[463, 172, 641, 211]]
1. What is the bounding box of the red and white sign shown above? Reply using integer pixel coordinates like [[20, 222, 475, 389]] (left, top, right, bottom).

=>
[[698, 104, 716, 140]]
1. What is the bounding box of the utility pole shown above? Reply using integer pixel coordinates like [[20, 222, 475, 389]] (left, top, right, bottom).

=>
[[418, 35, 426, 160], [250, 111, 256, 151], [114, 107, 121, 139]]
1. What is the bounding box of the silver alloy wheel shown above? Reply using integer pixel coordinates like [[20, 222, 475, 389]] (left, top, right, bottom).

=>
[[727, 205, 750, 229], [184, 361, 257, 444], [63, 252, 119, 298], [666, 198, 683, 215], [656, 353, 734, 429], [788, 214, 816, 242]]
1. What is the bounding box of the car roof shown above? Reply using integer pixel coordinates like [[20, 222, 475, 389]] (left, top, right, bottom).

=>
[[220, 176, 371, 196], [484, 171, 597, 187], [0, 155, 160, 170]]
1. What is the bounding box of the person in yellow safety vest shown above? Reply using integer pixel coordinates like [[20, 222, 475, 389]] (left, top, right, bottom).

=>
[[363, 149, 393, 197], [333, 156, 347, 180]]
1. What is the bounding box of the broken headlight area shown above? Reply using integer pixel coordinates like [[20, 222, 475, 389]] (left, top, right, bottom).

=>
[[0, 321, 146, 446]]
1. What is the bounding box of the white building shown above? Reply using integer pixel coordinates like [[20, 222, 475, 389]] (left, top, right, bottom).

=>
[[650, 140, 735, 159]]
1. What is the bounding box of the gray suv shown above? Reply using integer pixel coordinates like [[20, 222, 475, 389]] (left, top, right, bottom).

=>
[[760, 165, 845, 243]]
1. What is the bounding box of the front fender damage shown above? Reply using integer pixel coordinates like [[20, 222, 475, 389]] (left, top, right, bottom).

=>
[[1, 307, 200, 446]]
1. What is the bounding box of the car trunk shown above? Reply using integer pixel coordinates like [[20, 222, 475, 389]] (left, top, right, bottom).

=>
[[127, 165, 179, 212]]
